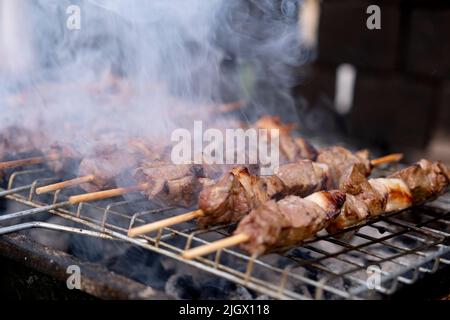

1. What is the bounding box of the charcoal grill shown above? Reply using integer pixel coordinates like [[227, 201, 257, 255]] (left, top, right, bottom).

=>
[[0, 165, 449, 300]]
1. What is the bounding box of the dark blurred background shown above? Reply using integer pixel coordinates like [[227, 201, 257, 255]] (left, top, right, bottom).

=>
[[294, 0, 450, 164]]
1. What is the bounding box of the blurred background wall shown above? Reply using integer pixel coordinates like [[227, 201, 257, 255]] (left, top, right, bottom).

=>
[[295, 0, 450, 164]]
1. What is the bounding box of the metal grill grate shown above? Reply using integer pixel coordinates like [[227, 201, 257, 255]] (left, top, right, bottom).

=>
[[0, 167, 449, 299]]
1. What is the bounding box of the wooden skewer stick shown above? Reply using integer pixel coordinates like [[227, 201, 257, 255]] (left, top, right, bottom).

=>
[[370, 153, 403, 167], [0, 153, 60, 171], [36, 175, 95, 194], [182, 233, 250, 260], [127, 153, 405, 237], [68, 183, 148, 205], [128, 209, 204, 237]]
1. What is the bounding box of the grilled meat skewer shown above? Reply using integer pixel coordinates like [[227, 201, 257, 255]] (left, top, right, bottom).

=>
[[36, 114, 396, 199], [253, 116, 401, 170], [68, 161, 219, 205], [0, 144, 80, 172], [389, 159, 449, 204], [240, 160, 448, 255], [0, 126, 49, 172], [69, 114, 313, 195], [128, 152, 400, 237], [182, 160, 449, 258], [0, 126, 81, 179], [77, 142, 144, 193], [234, 190, 346, 255], [253, 116, 318, 163], [0, 126, 44, 159], [183, 190, 346, 259], [37, 138, 169, 194], [70, 147, 398, 218], [38, 115, 397, 211], [327, 159, 450, 233], [132, 161, 215, 208], [197, 160, 331, 227], [130, 114, 329, 210], [197, 149, 401, 227], [127, 160, 330, 237]]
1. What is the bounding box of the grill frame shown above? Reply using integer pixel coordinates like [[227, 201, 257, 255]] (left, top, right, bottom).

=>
[[0, 167, 449, 300], [0, 232, 165, 299]]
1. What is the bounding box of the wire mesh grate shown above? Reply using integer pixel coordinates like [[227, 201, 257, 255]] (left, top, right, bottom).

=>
[[0, 167, 449, 299]]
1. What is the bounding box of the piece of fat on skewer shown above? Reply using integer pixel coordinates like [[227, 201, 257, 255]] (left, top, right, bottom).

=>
[[327, 178, 413, 235], [305, 190, 344, 215], [369, 178, 412, 213]]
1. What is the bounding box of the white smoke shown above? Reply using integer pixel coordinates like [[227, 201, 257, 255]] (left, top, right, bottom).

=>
[[0, 0, 309, 155], [0, 0, 317, 285]]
